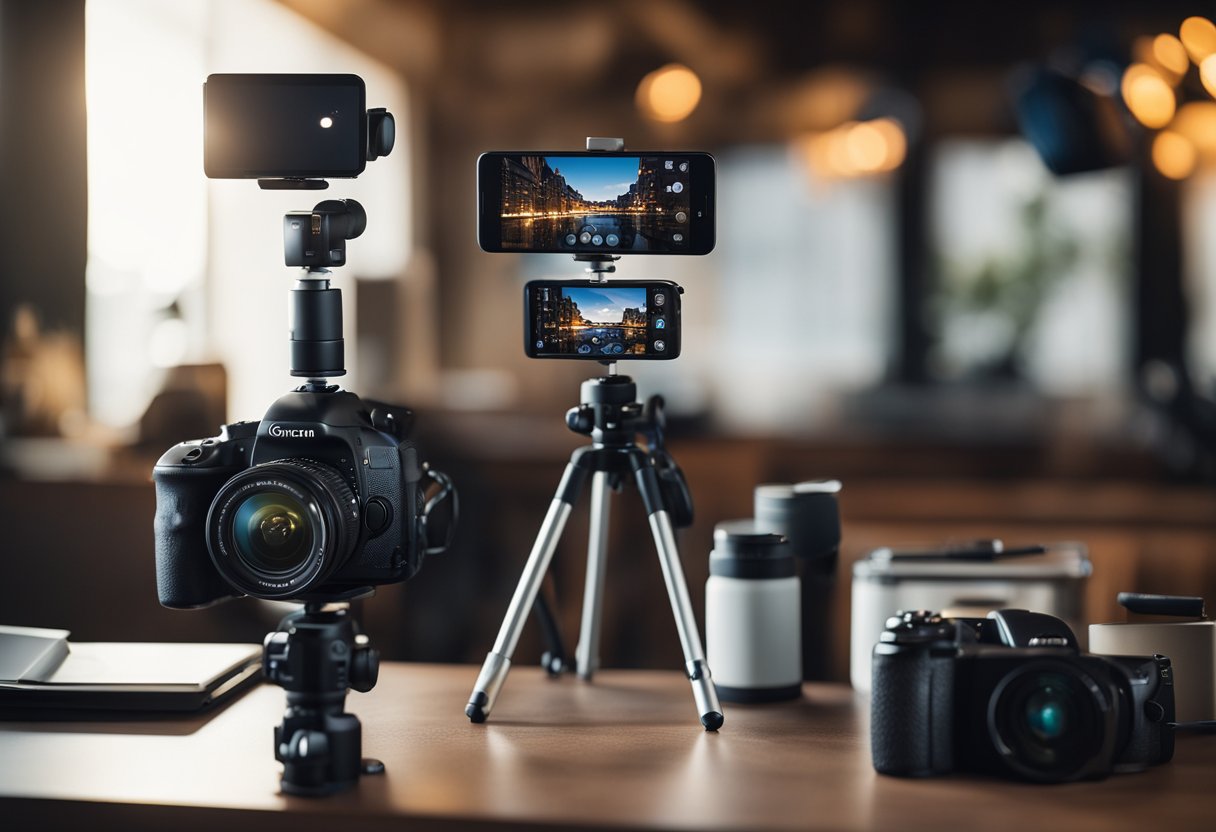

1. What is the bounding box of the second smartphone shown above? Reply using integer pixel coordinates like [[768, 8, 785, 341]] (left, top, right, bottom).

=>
[[524, 280, 682, 359], [478, 152, 715, 255]]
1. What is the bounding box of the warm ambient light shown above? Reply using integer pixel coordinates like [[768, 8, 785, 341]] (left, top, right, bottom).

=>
[[1153, 34, 1191, 81], [798, 117, 907, 179], [1201, 55, 1216, 99], [845, 121, 887, 171], [1122, 64, 1176, 128], [636, 64, 702, 123], [1180, 17, 1216, 64], [869, 118, 907, 172], [1152, 130, 1196, 180], [1171, 102, 1216, 156]]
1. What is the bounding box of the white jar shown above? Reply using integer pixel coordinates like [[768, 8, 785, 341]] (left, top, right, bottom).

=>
[[706, 520, 802, 702]]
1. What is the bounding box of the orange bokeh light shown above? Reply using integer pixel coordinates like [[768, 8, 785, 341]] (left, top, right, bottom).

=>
[[1122, 64, 1176, 128], [1152, 130, 1196, 180], [797, 117, 907, 179], [1153, 33, 1190, 81], [1180, 17, 1216, 64], [636, 64, 702, 124]]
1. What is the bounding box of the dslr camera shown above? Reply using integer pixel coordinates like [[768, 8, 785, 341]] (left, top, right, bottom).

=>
[[153, 390, 455, 606], [871, 609, 1174, 782], [154, 74, 454, 608]]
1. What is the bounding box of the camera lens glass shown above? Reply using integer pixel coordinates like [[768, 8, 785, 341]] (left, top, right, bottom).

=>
[[990, 664, 1107, 781], [232, 492, 314, 575], [1024, 687, 1068, 741], [208, 459, 360, 599]]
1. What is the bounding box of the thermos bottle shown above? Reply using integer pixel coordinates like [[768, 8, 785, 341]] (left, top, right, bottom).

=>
[[706, 520, 802, 702], [754, 480, 842, 681]]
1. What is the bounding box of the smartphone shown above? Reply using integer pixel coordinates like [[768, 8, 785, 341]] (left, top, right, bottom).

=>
[[204, 74, 367, 179], [524, 280, 682, 359], [478, 152, 715, 255]]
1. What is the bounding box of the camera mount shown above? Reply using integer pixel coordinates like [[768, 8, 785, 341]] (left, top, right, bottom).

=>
[[263, 603, 384, 796], [286, 199, 367, 383], [464, 138, 724, 731], [264, 198, 380, 795]]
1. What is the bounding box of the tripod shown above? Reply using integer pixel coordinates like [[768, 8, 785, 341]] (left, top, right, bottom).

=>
[[262, 603, 384, 796], [465, 370, 724, 730]]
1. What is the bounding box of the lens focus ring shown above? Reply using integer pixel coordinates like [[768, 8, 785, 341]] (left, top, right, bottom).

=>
[[207, 459, 360, 599]]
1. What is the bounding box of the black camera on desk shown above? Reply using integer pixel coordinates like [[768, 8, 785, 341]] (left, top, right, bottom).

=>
[[871, 609, 1174, 783], [153, 390, 454, 606]]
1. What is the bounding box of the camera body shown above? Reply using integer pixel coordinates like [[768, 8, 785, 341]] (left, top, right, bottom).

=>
[[871, 609, 1174, 782], [153, 386, 451, 607]]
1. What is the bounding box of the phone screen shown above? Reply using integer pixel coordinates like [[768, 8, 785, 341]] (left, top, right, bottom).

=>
[[525, 281, 680, 359], [479, 152, 715, 255], [204, 74, 367, 179]]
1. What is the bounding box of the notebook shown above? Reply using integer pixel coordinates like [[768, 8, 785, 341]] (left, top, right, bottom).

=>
[[0, 626, 262, 715]]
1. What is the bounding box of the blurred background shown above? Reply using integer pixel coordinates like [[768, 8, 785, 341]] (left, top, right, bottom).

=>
[[2, 0, 1215, 682]]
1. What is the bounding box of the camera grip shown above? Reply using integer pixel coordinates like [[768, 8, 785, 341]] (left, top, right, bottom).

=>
[[870, 645, 955, 776], [153, 472, 240, 609]]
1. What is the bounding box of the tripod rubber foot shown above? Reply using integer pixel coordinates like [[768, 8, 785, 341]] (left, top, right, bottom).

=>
[[701, 711, 724, 732], [541, 651, 566, 677], [466, 690, 490, 723]]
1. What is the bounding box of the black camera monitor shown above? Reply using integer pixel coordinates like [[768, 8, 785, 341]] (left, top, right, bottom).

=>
[[524, 279, 681, 360], [204, 74, 379, 180], [478, 152, 715, 255]]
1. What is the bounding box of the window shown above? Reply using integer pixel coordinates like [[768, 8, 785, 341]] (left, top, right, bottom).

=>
[[928, 139, 1132, 393], [688, 144, 896, 432]]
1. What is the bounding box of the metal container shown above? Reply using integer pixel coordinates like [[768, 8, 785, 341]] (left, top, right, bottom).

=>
[[850, 541, 1091, 691]]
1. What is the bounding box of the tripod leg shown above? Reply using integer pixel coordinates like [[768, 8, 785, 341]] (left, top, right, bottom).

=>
[[574, 471, 612, 680], [636, 467, 724, 731], [466, 462, 587, 723]]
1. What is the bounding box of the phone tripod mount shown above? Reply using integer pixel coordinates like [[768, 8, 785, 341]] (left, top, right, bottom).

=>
[[263, 604, 384, 796], [466, 136, 722, 730]]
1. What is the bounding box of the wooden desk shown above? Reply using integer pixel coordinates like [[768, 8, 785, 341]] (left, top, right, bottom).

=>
[[1, 663, 1211, 831]]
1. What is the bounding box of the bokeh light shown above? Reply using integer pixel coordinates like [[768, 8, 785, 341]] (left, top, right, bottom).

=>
[[1121, 63, 1176, 128], [1153, 33, 1190, 81], [797, 117, 907, 179], [1201, 54, 1216, 99], [1180, 16, 1216, 64], [1172, 102, 1216, 156], [636, 64, 702, 123], [846, 121, 887, 171], [1152, 130, 1196, 180]]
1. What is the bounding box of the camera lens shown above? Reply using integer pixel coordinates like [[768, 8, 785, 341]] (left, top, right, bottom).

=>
[[1024, 687, 1068, 741], [232, 492, 314, 573], [989, 663, 1109, 781], [207, 459, 360, 599]]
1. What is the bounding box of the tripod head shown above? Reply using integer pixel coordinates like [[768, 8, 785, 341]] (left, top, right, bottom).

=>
[[565, 373, 694, 527], [565, 373, 643, 444], [263, 604, 383, 796]]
